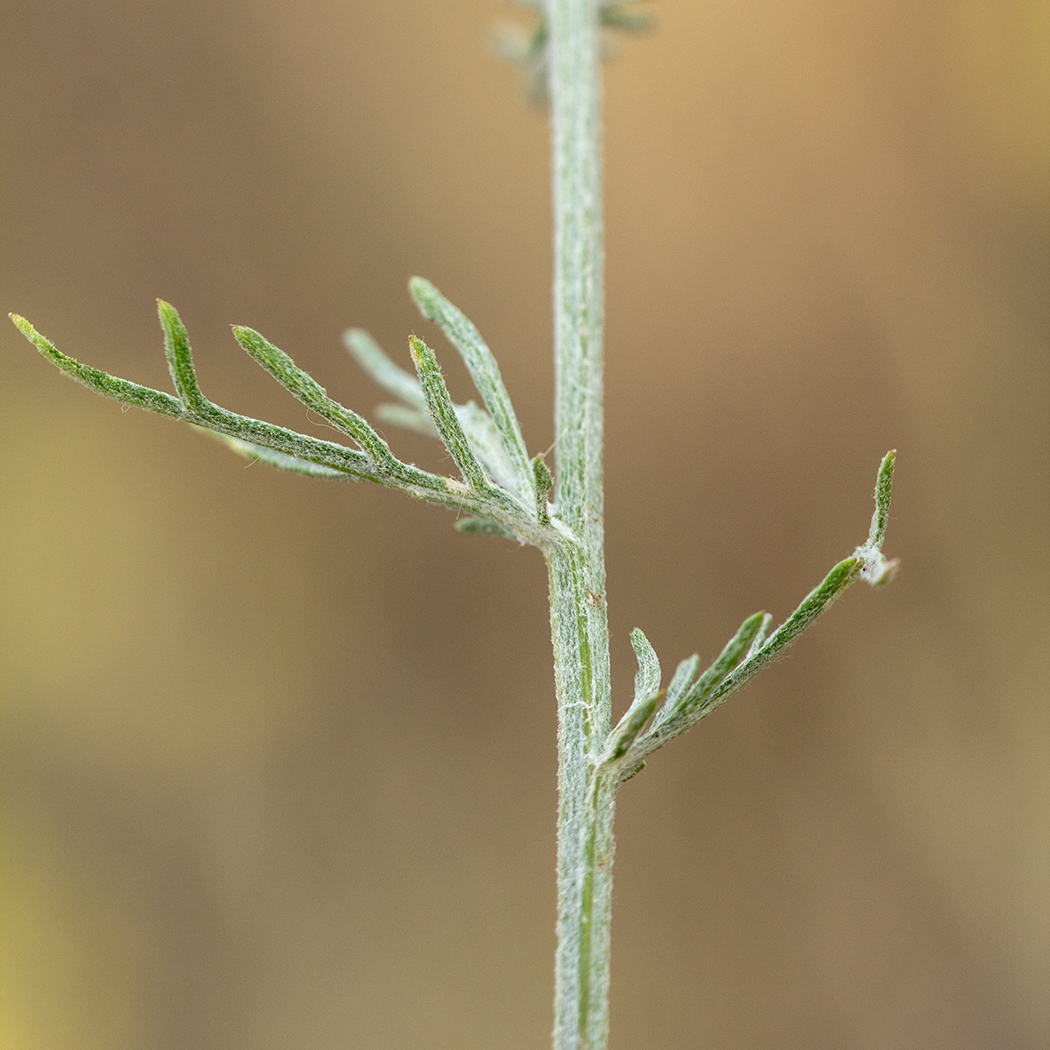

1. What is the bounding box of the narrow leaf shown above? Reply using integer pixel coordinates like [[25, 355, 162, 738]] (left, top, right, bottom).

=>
[[759, 558, 858, 662], [855, 450, 899, 586], [653, 653, 699, 728], [745, 613, 773, 660], [600, 628, 663, 768], [533, 455, 553, 523], [216, 435, 350, 478], [409, 277, 535, 507], [157, 300, 212, 416], [602, 690, 662, 766], [11, 313, 184, 419], [866, 449, 896, 550], [456, 401, 522, 496], [706, 558, 862, 707], [409, 335, 490, 493], [232, 325, 393, 464], [668, 611, 766, 724], [630, 627, 661, 707]]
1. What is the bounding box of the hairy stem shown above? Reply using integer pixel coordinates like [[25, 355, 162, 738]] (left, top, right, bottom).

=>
[[545, 2, 613, 1048]]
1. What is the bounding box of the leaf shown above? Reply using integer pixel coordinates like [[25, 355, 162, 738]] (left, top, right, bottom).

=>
[[629, 627, 661, 708], [652, 653, 699, 728], [599, 628, 663, 769], [233, 324, 394, 464], [11, 312, 184, 419], [409, 277, 535, 508], [670, 610, 766, 723], [409, 335, 490, 494]]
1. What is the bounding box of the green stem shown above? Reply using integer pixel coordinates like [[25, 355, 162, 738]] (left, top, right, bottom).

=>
[[545, 2, 613, 1048]]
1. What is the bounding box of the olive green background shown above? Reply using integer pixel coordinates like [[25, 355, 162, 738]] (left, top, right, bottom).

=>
[[2, 2, 1047, 1048]]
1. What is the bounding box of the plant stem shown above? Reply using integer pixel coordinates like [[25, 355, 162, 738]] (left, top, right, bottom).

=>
[[544, 2, 614, 1048]]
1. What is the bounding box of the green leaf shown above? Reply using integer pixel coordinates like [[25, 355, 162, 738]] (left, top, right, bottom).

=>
[[11, 313, 184, 419], [157, 299, 213, 417], [409, 277, 535, 507], [215, 435, 350, 478], [232, 324, 394, 465], [599, 627, 663, 769], [533, 454, 553, 522], [409, 335, 490, 494], [629, 627, 661, 707], [855, 450, 899, 586], [705, 558, 862, 710], [867, 449, 896, 550], [671, 610, 766, 722], [455, 400, 522, 496], [653, 653, 699, 727], [602, 690, 661, 767]]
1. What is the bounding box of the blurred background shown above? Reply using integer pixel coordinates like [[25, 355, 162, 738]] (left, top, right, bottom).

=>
[[2, 1, 1047, 1048]]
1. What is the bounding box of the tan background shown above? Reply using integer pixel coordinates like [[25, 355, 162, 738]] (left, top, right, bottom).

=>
[[2, 1, 1047, 1048]]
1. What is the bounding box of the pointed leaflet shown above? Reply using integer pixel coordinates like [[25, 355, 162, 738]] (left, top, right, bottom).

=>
[[652, 653, 699, 729], [409, 277, 535, 507], [866, 450, 896, 550], [601, 629, 662, 766], [233, 324, 395, 465], [10, 313, 184, 419], [409, 335, 490, 494], [856, 450, 899, 586], [680, 557, 863, 732], [657, 611, 766, 731]]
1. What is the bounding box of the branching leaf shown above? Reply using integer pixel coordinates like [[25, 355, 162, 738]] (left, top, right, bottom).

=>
[[621, 453, 899, 773], [11, 308, 493, 511]]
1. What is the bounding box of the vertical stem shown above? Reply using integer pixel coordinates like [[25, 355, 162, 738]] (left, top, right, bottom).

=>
[[545, 2, 613, 1049]]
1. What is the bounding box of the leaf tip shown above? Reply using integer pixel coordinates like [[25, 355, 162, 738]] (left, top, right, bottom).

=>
[[408, 276, 437, 311]]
